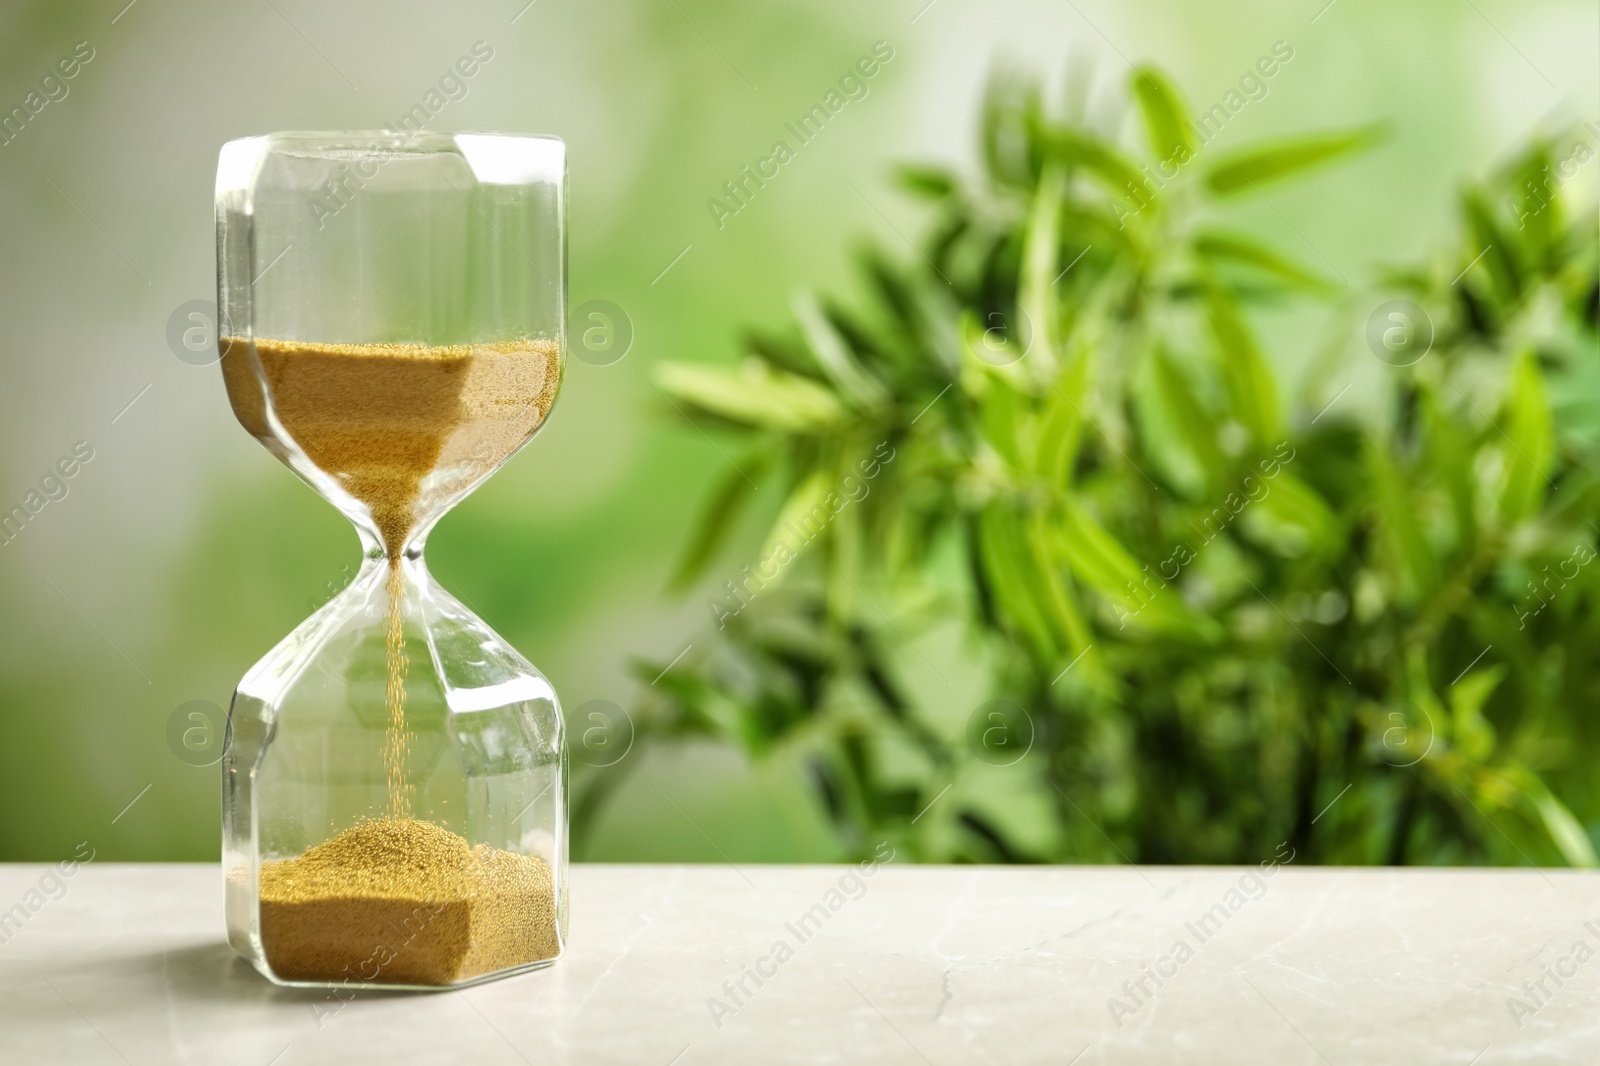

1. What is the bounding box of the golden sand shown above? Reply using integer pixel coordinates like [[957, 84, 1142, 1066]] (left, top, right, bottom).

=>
[[220, 336, 561, 559], [259, 819, 560, 986]]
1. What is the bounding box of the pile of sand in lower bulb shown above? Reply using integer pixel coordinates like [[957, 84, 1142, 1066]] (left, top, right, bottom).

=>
[[258, 818, 559, 986]]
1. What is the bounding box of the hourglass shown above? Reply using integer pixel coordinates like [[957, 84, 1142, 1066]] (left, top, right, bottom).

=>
[[214, 132, 567, 988]]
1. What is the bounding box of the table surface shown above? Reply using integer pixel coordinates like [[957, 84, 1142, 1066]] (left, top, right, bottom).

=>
[[0, 862, 1593, 1065]]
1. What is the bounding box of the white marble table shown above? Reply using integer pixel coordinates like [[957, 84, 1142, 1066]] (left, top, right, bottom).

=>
[[0, 863, 1594, 1064]]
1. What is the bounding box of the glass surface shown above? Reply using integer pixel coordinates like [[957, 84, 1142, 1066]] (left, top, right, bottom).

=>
[[215, 131, 568, 989]]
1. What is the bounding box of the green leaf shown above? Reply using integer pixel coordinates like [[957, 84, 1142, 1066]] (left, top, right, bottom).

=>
[[895, 165, 957, 200], [1461, 189, 1521, 305], [792, 291, 889, 409], [1194, 230, 1336, 293], [1509, 143, 1559, 266], [1025, 510, 1095, 655], [977, 505, 1115, 692], [1132, 348, 1216, 499], [1204, 285, 1282, 443], [1018, 78, 1049, 186], [1018, 162, 1066, 385], [1532, 788, 1600, 868], [1421, 387, 1477, 556], [981, 71, 1033, 189], [959, 311, 1033, 396], [655, 360, 845, 432], [1242, 470, 1340, 557], [1204, 124, 1385, 197], [1044, 127, 1151, 206], [978, 504, 1057, 660], [1057, 504, 1210, 637], [1499, 347, 1553, 525], [761, 470, 835, 573], [1367, 441, 1439, 600], [1449, 665, 1503, 763], [1037, 354, 1089, 488], [670, 454, 768, 590], [1145, 348, 1224, 495], [827, 476, 862, 620], [978, 373, 1027, 470], [1404, 647, 1450, 745], [743, 326, 819, 379], [1130, 67, 1195, 165]]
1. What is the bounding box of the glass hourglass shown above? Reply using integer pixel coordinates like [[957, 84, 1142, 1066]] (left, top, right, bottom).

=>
[[214, 132, 567, 989]]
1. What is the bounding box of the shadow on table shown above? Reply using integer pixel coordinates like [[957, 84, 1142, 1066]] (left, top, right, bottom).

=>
[[25, 940, 435, 1013], [160, 942, 435, 1005]]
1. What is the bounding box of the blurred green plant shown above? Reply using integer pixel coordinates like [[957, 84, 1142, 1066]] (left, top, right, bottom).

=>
[[601, 65, 1600, 866]]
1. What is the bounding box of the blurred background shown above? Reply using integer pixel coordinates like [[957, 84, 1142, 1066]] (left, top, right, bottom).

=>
[[0, 0, 1595, 863]]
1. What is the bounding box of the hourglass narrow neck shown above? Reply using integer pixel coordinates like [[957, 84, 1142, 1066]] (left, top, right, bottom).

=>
[[355, 519, 434, 568]]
